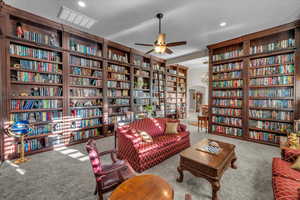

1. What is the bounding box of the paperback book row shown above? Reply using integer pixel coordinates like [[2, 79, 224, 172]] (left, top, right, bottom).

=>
[[249, 120, 293, 133], [109, 106, 130, 114], [107, 115, 127, 124], [109, 98, 130, 105], [168, 69, 177, 75], [167, 76, 177, 82], [249, 88, 293, 98], [107, 64, 129, 73], [11, 100, 62, 110], [250, 54, 294, 67], [108, 73, 130, 81], [69, 39, 98, 56], [135, 98, 150, 105], [28, 123, 62, 136], [212, 125, 243, 137], [249, 99, 293, 109], [71, 118, 102, 129], [12, 71, 62, 84], [212, 62, 243, 73], [212, 80, 243, 88], [249, 131, 280, 144], [153, 73, 165, 80], [212, 116, 242, 127], [71, 108, 102, 118], [250, 38, 295, 55], [10, 111, 63, 122], [249, 76, 294, 86], [10, 44, 60, 62], [167, 82, 176, 87], [249, 64, 294, 76], [153, 64, 165, 72], [212, 90, 243, 98], [212, 49, 244, 62], [212, 71, 242, 80], [134, 91, 150, 98], [70, 88, 102, 97], [71, 128, 101, 141], [107, 81, 130, 89], [135, 70, 150, 77], [11, 87, 62, 97], [71, 67, 102, 77], [70, 99, 102, 108], [21, 30, 59, 47], [14, 60, 61, 73], [108, 50, 129, 63], [212, 107, 242, 117], [107, 89, 129, 97], [212, 99, 242, 107], [249, 109, 293, 121], [70, 56, 100, 68], [70, 77, 102, 87]]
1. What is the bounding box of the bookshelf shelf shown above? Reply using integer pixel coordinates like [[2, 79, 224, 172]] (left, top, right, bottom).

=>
[[10, 108, 63, 113], [248, 48, 296, 59], [249, 117, 293, 123], [10, 55, 63, 65], [11, 81, 63, 86], [11, 67, 62, 75], [212, 57, 245, 65]]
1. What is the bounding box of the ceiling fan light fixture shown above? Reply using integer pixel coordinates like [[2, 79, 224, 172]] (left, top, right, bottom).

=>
[[154, 45, 166, 54]]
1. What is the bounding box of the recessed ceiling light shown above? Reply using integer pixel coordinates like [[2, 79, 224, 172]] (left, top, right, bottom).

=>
[[220, 22, 227, 27], [78, 1, 86, 7]]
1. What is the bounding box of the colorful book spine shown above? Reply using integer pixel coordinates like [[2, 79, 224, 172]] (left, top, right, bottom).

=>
[[212, 125, 243, 136], [14, 71, 62, 84], [107, 81, 130, 89], [249, 76, 294, 86], [250, 38, 295, 54], [108, 49, 128, 63], [249, 131, 280, 144], [107, 89, 129, 97], [71, 118, 102, 129], [16, 60, 61, 73], [212, 99, 242, 107], [249, 88, 293, 98], [249, 99, 293, 109], [69, 39, 98, 56], [212, 90, 243, 97], [71, 67, 102, 77], [212, 62, 243, 73], [249, 109, 293, 121], [212, 80, 243, 88], [212, 71, 242, 80], [249, 64, 294, 76], [250, 54, 294, 67], [70, 77, 102, 87], [70, 56, 100, 68], [212, 116, 242, 126], [71, 108, 102, 118], [70, 88, 102, 97], [212, 108, 242, 117], [72, 128, 101, 141], [212, 49, 243, 61], [11, 100, 62, 110], [22, 30, 59, 47], [10, 111, 63, 122], [249, 120, 293, 133]]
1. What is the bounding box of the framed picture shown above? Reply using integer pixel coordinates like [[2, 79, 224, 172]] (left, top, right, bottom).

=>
[[294, 120, 300, 133]]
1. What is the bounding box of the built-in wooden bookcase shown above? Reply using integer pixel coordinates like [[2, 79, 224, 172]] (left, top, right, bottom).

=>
[[208, 20, 300, 146], [0, 3, 167, 160], [152, 59, 166, 117], [166, 65, 188, 119]]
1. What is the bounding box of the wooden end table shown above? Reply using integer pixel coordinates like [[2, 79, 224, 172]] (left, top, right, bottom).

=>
[[109, 174, 174, 200], [176, 139, 237, 200], [198, 115, 208, 133]]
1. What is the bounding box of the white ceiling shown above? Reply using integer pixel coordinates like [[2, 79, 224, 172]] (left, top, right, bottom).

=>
[[6, 0, 300, 61]]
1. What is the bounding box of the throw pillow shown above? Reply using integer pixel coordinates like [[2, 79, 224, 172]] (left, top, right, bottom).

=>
[[165, 122, 179, 134], [137, 130, 153, 143], [291, 156, 300, 170]]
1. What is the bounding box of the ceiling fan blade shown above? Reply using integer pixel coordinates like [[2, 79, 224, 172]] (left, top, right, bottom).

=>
[[165, 48, 173, 54], [166, 41, 187, 47], [135, 43, 153, 47], [145, 49, 154, 54]]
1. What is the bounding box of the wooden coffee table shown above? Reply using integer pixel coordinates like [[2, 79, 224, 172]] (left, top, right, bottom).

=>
[[176, 139, 237, 200]]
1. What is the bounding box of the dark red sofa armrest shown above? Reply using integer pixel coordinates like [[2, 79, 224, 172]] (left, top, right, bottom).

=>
[[282, 148, 300, 162], [179, 124, 187, 132]]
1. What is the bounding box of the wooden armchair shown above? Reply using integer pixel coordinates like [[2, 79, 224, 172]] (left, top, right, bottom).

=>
[[86, 139, 135, 200]]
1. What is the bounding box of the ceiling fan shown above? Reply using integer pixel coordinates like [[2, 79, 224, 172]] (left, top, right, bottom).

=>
[[135, 13, 187, 54]]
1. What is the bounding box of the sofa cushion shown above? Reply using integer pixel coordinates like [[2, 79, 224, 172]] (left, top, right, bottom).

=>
[[165, 122, 179, 134], [129, 118, 165, 137], [137, 130, 153, 143], [273, 158, 300, 182], [273, 176, 300, 200]]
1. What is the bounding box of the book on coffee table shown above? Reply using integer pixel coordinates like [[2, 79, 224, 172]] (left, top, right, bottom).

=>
[[196, 144, 222, 155]]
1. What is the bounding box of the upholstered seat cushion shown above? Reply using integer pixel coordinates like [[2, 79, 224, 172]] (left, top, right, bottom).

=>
[[273, 158, 300, 182], [272, 176, 300, 200]]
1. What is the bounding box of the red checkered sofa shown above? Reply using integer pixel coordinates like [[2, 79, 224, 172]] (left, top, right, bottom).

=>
[[272, 148, 300, 200], [117, 118, 190, 172]]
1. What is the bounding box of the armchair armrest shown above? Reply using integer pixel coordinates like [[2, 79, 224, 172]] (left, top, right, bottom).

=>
[[98, 150, 117, 163], [282, 148, 300, 162]]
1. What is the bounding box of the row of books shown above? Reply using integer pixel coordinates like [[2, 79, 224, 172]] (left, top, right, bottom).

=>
[[153, 64, 165, 72], [72, 129, 101, 141], [212, 125, 243, 137], [108, 50, 129, 63], [212, 71, 242, 80], [70, 99, 102, 108], [135, 98, 150, 105], [110, 99, 130, 105], [15, 60, 61, 73], [135, 70, 150, 77], [250, 38, 295, 54], [248, 131, 280, 144], [212, 99, 242, 107], [168, 69, 177, 75], [249, 88, 293, 98], [109, 106, 130, 114], [70, 77, 102, 87], [71, 67, 102, 77], [71, 118, 102, 129], [21, 139, 43, 152], [249, 109, 293, 121], [249, 76, 294, 86], [107, 64, 129, 73], [212, 116, 242, 126], [249, 99, 293, 109], [27, 123, 62, 136], [107, 81, 130, 89], [153, 73, 165, 79], [212, 90, 243, 97], [107, 89, 129, 97], [69, 39, 98, 56], [212, 62, 243, 73], [11, 87, 62, 97], [249, 120, 293, 133], [212, 107, 242, 117], [70, 56, 100, 68], [134, 91, 150, 98], [10, 44, 60, 62], [166, 99, 176, 104], [108, 115, 127, 124], [70, 88, 102, 97], [10, 111, 63, 122], [167, 76, 177, 82], [21, 30, 59, 47], [108, 73, 129, 81], [250, 54, 294, 67], [212, 80, 243, 88], [11, 100, 62, 110], [212, 49, 244, 61], [71, 108, 102, 118], [249, 64, 294, 76], [12, 71, 62, 84], [167, 82, 176, 87]]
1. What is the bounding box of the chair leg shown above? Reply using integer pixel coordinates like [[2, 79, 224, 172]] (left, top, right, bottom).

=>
[[94, 185, 98, 195], [198, 120, 200, 132], [98, 193, 104, 200]]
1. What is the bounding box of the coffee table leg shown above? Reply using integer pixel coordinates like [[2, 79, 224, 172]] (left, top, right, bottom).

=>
[[211, 181, 220, 200], [231, 156, 237, 169], [176, 166, 184, 182]]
